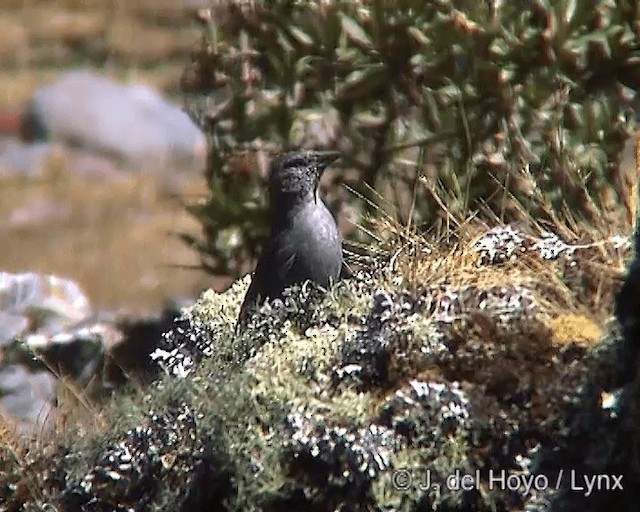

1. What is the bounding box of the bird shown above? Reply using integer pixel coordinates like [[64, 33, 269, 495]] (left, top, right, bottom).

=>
[[237, 149, 343, 328]]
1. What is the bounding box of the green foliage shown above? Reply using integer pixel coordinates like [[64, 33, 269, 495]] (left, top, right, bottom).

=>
[[182, 0, 639, 276]]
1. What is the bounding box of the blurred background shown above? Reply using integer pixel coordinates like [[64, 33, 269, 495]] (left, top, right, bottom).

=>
[[0, 0, 213, 316]]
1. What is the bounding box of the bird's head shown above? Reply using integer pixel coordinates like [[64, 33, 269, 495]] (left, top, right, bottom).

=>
[[269, 149, 340, 203]]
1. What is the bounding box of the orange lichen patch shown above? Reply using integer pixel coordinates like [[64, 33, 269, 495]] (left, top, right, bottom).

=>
[[549, 314, 602, 346]]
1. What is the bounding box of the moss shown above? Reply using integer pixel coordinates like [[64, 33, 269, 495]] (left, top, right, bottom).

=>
[[2, 220, 638, 511]]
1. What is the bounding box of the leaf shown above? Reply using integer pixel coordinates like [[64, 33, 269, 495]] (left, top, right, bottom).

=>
[[335, 47, 361, 64], [562, 39, 588, 70], [563, 103, 584, 130], [618, 25, 636, 49], [295, 55, 323, 77], [407, 26, 430, 47], [277, 30, 294, 55], [436, 84, 461, 106], [335, 64, 388, 102], [588, 31, 611, 60], [489, 38, 509, 59], [289, 25, 314, 47], [562, 0, 577, 26], [352, 110, 388, 128], [340, 13, 374, 49], [423, 89, 442, 129]]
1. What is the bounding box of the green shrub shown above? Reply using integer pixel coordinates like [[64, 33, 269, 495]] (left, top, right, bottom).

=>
[[181, 0, 639, 277]]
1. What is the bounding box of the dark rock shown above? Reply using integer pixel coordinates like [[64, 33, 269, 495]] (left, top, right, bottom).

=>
[[335, 289, 419, 389], [61, 403, 230, 511], [108, 301, 188, 385], [283, 411, 395, 509]]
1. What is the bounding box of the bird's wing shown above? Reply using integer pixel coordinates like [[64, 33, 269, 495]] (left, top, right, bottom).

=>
[[237, 235, 298, 328], [261, 230, 299, 295]]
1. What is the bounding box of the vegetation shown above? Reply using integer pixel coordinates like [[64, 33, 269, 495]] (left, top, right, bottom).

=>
[[182, 0, 639, 277], [1, 1, 639, 510]]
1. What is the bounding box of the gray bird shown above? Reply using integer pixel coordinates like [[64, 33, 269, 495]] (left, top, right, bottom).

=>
[[237, 149, 343, 327]]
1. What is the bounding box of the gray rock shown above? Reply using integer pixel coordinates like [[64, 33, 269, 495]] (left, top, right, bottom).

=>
[[0, 311, 28, 347], [0, 364, 56, 435], [0, 271, 91, 336], [22, 71, 206, 171]]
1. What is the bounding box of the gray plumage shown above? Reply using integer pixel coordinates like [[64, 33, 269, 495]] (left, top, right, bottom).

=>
[[237, 149, 343, 327]]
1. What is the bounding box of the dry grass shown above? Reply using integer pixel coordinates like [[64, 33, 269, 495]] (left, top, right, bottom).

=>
[[356, 138, 636, 332], [396, 217, 628, 321]]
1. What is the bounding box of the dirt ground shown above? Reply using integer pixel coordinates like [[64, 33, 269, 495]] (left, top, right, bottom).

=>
[[0, 0, 219, 315]]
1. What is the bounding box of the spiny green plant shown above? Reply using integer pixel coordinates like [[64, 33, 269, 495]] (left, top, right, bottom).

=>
[[181, 0, 639, 278]]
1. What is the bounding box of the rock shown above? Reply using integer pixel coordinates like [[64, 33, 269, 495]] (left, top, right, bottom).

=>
[[0, 272, 94, 432], [0, 270, 189, 385], [0, 136, 123, 181], [0, 364, 56, 435], [22, 71, 206, 171], [0, 311, 28, 348], [0, 271, 91, 337], [0, 270, 191, 433], [24, 321, 116, 385], [104, 300, 189, 386]]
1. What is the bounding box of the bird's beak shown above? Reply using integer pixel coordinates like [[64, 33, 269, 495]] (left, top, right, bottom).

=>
[[314, 151, 341, 203]]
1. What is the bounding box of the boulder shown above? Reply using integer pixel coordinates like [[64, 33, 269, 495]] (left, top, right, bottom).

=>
[[22, 71, 206, 171], [0, 365, 56, 435]]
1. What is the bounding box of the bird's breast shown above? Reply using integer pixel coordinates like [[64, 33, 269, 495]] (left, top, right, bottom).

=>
[[288, 201, 342, 285]]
